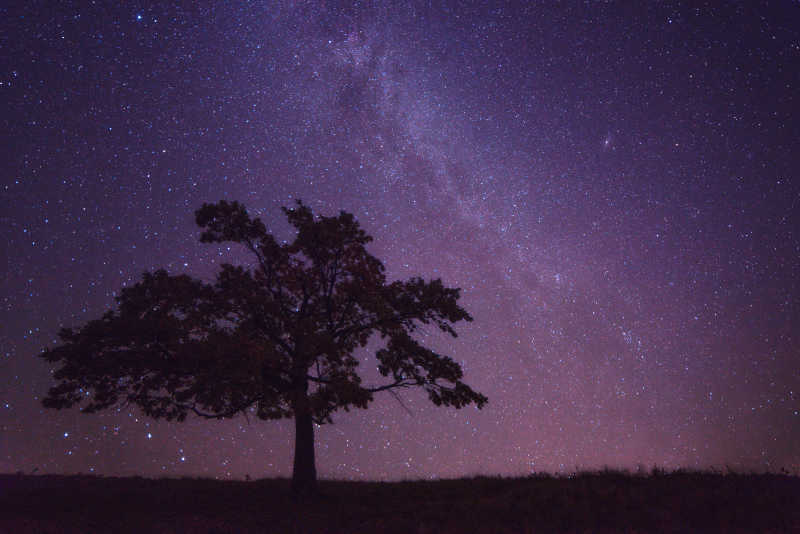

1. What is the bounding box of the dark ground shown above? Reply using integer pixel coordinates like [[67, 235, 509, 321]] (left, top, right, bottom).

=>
[[0, 470, 797, 533]]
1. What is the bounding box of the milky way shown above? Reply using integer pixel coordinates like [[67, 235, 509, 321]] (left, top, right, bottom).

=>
[[2, 1, 799, 479]]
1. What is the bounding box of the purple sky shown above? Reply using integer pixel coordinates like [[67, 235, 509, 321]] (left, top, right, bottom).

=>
[[2, 1, 799, 480]]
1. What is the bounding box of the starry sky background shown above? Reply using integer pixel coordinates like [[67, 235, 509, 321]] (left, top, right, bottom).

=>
[[2, 1, 799, 480]]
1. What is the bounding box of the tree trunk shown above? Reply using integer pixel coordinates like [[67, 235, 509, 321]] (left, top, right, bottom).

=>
[[291, 383, 317, 497]]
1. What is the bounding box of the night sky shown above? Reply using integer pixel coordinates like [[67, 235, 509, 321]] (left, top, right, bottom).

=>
[[2, 1, 799, 480]]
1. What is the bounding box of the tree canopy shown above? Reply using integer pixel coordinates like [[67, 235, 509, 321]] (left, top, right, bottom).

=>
[[41, 200, 487, 494]]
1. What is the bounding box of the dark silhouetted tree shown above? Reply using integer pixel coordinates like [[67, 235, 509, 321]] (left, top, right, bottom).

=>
[[41, 200, 487, 495]]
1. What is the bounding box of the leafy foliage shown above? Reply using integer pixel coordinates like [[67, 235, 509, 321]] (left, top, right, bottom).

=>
[[41, 200, 487, 426]]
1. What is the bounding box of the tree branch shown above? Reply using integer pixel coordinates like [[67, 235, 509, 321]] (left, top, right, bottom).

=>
[[365, 379, 416, 393], [306, 374, 330, 384], [179, 396, 258, 420], [387, 388, 413, 416], [332, 312, 418, 343], [243, 236, 292, 319]]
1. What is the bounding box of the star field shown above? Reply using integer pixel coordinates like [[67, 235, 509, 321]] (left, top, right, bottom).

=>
[[1, 1, 799, 480]]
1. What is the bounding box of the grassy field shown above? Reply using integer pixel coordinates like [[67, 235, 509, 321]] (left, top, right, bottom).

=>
[[1, 469, 797, 533]]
